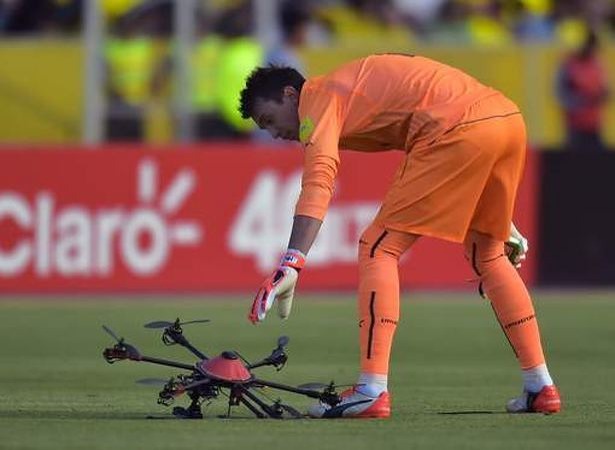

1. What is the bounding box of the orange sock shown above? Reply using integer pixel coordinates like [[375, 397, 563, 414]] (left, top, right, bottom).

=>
[[358, 225, 418, 375], [464, 230, 546, 369]]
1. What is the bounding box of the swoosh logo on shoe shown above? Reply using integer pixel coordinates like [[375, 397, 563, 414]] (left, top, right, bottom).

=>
[[322, 399, 373, 418]]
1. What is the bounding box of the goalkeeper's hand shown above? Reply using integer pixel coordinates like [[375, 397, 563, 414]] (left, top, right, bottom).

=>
[[505, 226, 529, 268], [248, 249, 306, 324]]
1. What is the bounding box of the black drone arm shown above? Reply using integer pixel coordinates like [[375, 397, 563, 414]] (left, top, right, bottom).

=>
[[162, 328, 208, 360], [252, 378, 322, 399], [138, 356, 195, 371], [247, 347, 288, 371], [103, 346, 195, 370]]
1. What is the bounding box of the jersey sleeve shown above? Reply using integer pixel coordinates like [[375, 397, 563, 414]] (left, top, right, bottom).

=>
[[294, 87, 343, 221]]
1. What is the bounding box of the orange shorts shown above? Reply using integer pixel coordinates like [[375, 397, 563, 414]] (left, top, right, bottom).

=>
[[373, 98, 527, 243]]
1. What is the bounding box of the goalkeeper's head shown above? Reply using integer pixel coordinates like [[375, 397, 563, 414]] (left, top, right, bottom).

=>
[[239, 66, 306, 141]]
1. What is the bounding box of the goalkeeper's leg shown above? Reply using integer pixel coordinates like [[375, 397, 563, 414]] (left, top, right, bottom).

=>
[[357, 225, 418, 379], [309, 224, 417, 418], [464, 230, 561, 413]]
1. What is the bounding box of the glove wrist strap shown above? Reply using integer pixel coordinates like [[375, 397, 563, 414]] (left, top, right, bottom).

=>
[[280, 249, 306, 271]]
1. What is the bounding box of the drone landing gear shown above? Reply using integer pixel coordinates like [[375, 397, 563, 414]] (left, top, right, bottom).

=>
[[172, 405, 203, 419], [172, 393, 204, 419]]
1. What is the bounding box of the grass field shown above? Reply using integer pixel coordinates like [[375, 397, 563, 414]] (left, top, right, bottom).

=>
[[1, 292, 614, 450]]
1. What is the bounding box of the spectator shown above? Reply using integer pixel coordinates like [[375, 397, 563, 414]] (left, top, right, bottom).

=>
[[555, 29, 610, 151], [513, 0, 555, 42], [464, 0, 514, 47], [191, 0, 263, 140], [428, 0, 514, 45], [392, 0, 448, 29], [135, 0, 263, 141], [103, 12, 158, 141], [427, 0, 471, 43], [265, 1, 311, 73], [190, 29, 228, 139], [0, 0, 81, 34], [316, 0, 414, 45]]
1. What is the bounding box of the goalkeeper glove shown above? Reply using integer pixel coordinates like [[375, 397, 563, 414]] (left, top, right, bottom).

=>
[[505, 227, 529, 268], [248, 249, 306, 324]]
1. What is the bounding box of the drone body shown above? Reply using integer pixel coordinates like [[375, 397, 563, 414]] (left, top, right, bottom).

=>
[[198, 352, 252, 382], [102, 318, 340, 419]]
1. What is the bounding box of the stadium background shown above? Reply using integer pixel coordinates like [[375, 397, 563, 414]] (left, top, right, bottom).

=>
[[0, 2, 614, 449], [1, 0, 613, 291]]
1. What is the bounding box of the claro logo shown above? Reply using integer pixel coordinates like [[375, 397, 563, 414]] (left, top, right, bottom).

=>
[[0, 160, 202, 277]]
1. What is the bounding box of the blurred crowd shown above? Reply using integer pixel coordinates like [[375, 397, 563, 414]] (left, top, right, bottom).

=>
[[1, 0, 615, 46], [0, 0, 611, 146]]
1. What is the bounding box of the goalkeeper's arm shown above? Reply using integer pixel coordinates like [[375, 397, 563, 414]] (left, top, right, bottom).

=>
[[287, 215, 323, 255]]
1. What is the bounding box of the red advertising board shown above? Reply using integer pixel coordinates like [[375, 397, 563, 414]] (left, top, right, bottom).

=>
[[0, 144, 537, 293]]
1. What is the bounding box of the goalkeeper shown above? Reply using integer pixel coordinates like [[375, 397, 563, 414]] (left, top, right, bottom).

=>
[[239, 54, 561, 418]]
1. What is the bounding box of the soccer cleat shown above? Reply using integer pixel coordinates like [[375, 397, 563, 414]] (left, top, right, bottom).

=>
[[506, 385, 562, 414], [308, 386, 391, 419]]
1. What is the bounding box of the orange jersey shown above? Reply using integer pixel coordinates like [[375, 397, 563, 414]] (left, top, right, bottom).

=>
[[295, 54, 518, 221]]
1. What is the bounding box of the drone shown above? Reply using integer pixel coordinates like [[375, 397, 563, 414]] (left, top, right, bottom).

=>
[[102, 318, 343, 419]]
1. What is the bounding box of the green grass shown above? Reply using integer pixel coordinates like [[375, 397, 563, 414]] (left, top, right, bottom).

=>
[[0, 292, 614, 450]]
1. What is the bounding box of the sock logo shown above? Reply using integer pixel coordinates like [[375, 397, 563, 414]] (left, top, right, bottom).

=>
[[504, 314, 535, 330], [380, 318, 398, 326], [360, 318, 398, 328]]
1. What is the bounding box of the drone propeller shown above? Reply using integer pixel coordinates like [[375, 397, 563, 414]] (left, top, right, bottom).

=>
[[136, 378, 170, 386], [296, 382, 328, 390], [245, 335, 290, 370], [102, 325, 123, 342], [296, 382, 361, 391], [144, 319, 211, 329], [101, 324, 142, 361], [277, 335, 290, 348]]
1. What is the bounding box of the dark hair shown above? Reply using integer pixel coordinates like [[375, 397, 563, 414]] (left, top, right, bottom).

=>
[[239, 66, 306, 119]]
